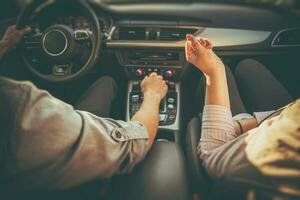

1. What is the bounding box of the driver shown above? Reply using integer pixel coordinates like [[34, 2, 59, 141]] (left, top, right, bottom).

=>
[[0, 25, 168, 194]]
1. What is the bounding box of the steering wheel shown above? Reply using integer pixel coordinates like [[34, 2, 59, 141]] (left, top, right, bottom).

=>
[[17, 0, 101, 82]]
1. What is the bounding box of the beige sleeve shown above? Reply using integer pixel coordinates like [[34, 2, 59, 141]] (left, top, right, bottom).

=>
[[12, 81, 149, 191]]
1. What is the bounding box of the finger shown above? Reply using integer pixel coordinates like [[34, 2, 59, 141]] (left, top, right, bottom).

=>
[[157, 75, 163, 80], [185, 37, 199, 64], [185, 41, 189, 57], [163, 84, 168, 93], [186, 35, 196, 49], [141, 75, 148, 84], [185, 41, 191, 61], [163, 80, 168, 87], [150, 72, 157, 76], [186, 42, 198, 63], [24, 26, 32, 33], [164, 81, 168, 87], [187, 42, 195, 55], [197, 37, 212, 50], [20, 26, 32, 35], [185, 41, 195, 61], [197, 38, 206, 46], [187, 34, 205, 54], [202, 38, 213, 49]]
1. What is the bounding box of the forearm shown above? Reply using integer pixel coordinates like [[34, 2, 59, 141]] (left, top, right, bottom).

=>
[[0, 40, 9, 60], [205, 66, 230, 108], [234, 117, 258, 135], [199, 66, 234, 155], [132, 93, 161, 149]]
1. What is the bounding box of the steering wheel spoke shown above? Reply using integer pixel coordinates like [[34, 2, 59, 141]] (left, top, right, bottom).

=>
[[23, 33, 42, 50]]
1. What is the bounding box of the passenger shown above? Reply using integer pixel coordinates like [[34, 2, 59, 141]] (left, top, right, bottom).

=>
[[185, 34, 300, 198], [0, 25, 167, 193]]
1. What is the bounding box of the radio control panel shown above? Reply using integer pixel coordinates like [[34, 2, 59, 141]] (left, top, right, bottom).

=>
[[126, 66, 182, 80]]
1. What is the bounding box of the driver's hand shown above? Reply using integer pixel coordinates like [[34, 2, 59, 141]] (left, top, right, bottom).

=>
[[140, 73, 168, 101], [1, 25, 32, 51]]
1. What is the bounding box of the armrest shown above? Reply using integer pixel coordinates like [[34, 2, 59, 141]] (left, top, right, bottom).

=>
[[109, 141, 190, 200]]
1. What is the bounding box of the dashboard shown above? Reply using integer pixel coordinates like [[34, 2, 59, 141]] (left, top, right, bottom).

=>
[[29, 1, 300, 80], [16, 1, 300, 81], [31, 1, 300, 53]]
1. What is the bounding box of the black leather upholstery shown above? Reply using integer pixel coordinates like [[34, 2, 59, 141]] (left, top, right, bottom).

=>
[[109, 141, 190, 200], [186, 116, 211, 195]]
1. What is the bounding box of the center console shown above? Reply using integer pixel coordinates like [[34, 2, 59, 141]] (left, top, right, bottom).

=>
[[124, 63, 183, 134], [116, 48, 186, 141], [126, 78, 180, 130]]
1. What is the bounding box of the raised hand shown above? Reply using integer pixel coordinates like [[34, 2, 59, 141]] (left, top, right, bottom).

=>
[[185, 34, 224, 77]]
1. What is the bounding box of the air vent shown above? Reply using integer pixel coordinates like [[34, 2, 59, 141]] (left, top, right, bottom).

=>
[[272, 28, 300, 47], [159, 28, 198, 41], [119, 27, 146, 40]]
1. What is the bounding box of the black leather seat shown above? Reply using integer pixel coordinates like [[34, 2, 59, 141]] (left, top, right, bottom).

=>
[[186, 116, 212, 198], [108, 141, 191, 200]]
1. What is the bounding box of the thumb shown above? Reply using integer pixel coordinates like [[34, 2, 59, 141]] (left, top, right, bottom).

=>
[[185, 41, 197, 64]]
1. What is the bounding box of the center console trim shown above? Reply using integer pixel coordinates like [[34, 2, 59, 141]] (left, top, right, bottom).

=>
[[106, 27, 271, 48], [126, 81, 181, 131]]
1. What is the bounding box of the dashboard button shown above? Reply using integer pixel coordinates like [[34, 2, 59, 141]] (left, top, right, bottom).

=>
[[168, 82, 175, 90], [165, 69, 174, 78], [167, 98, 175, 104], [159, 114, 168, 122], [167, 104, 175, 110], [168, 114, 176, 121], [131, 94, 140, 103], [135, 68, 143, 77]]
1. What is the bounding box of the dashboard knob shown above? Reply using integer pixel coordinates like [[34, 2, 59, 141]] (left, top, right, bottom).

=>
[[135, 68, 143, 77], [165, 69, 174, 78], [167, 104, 175, 110]]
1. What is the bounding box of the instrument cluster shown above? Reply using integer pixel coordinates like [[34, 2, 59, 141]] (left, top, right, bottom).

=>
[[42, 14, 113, 34]]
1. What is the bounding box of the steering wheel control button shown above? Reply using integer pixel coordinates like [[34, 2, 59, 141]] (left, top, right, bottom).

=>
[[53, 64, 72, 75], [43, 30, 68, 57], [75, 30, 90, 40]]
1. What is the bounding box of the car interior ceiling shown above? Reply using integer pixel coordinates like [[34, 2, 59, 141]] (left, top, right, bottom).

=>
[[0, 0, 299, 199]]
